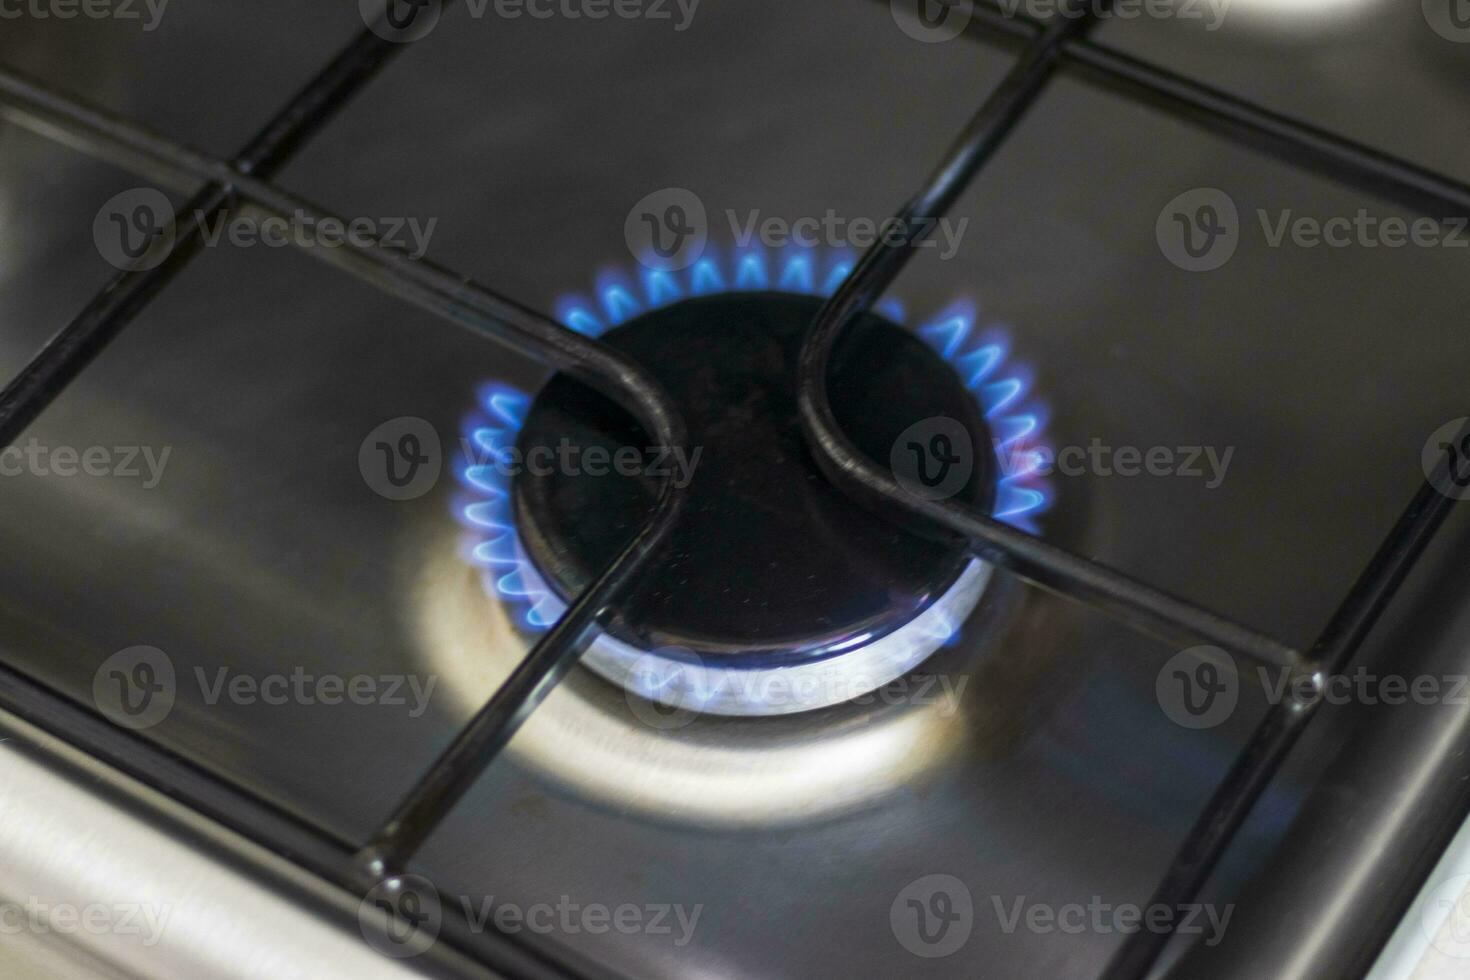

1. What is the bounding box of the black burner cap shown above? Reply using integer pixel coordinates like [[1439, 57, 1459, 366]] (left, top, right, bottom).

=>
[[513, 292, 993, 667]]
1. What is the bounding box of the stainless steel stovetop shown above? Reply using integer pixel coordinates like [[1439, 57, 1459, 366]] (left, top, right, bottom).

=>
[[2, 2, 1470, 978]]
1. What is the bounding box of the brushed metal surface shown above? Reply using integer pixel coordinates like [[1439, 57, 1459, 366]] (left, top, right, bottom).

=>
[[0, 710, 482, 980], [1, 2, 1468, 978]]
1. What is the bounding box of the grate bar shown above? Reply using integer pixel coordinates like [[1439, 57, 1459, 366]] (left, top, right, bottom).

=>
[[0, 24, 405, 446], [1098, 419, 1470, 979], [0, 60, 691, 883], [0, 50, 1302, 852], [798, 4, 1301, 672], [353, 481, 680, 879], [0, 1, 1312, 875], [851, 4, 1470, 976], [1062, 39, 1470, 221], [945, 0, 1470, 221], [0, 661, 593, 979]]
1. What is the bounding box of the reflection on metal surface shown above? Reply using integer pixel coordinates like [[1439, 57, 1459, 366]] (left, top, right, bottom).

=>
[[595, 561, 992, 717], [414, 533, 999, 826], [0, 717, 441, 980], [1211, 0, 1382, 25]]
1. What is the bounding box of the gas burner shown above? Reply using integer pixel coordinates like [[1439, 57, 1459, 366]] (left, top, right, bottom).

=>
[[456, 249, 1052, 715]]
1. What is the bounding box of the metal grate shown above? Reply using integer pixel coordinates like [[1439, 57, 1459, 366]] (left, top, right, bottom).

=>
[[0, 1, 1467, 977]]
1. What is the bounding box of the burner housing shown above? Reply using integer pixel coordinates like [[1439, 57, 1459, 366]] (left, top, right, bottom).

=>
[[512, 292, 996, 713]]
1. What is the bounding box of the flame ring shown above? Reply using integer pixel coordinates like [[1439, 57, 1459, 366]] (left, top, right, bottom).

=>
[[455, 246, 1052, 713]]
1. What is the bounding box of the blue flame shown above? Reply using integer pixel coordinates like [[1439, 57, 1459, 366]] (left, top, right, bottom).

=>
[[912, 301, 1052, 536], [458, 245, 1053, 633], [454, 383, 564, 630]]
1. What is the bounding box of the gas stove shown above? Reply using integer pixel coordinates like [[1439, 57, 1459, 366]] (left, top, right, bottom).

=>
[[2, 1, 1470, 978]]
